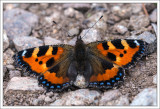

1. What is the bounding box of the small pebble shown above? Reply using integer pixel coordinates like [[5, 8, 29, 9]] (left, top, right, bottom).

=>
[[9, 70, 21, 79], [150, 8, 157, 23], [46, 92, 54, 97], [114, 24, 128, 34], [3, 48, 14, 65], [68, 28, 79, 37], [153, 75, 157, 85], [38, 94, 46, 101], [3, 30, 9, 51], [6, 65, 15, 70], [80, 28, 102, 43], [32, 99, 39, 106], [44, 96, 53, 103], [129, 15, 150, 30]]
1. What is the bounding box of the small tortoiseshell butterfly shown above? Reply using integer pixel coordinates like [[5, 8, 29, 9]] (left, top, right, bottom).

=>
[[13, 15, 148, 92], [13, 35, 148, 92]]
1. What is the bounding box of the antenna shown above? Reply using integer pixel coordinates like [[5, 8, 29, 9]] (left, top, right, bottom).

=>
[[81, 15, 103, 39], [52, 21, 72, 37]]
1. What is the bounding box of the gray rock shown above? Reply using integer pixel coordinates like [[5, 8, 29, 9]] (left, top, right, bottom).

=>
[[137, 31, 156, 44], [44, 37, 62, 45], [112, 5, 121, 12], [130, 88, 157, 106], [80, 28, 102, 43], [44, 96, 53, 103], [45, 92, 59, 103], [115, 95, 129, 106], [32, 99, 39, 106], [4, 8, 38, 28], [112, 4, 132, 18], [150, 9, 157, 23], [13, 36, 43, 51], [45, 11, 61, 23], [87, 12, 107, 31], [64, 7, 75, 17], [4, 20, 31, 40], [68, 28, 102, 45], [68, 37, 77, 46], [51, 93, 59, 101], [46, 92, 54, 97], [153, 74, 157, 85], [131, 4, 142, 14], [38, 94, 46, 101], [64, 7, 84, 19], [3, 48, 14, 65], [3, 30, 9, 51], [9, 70, 21, 79], [99, 89, 122, 105], [6, 65, 15, 70], [137, 31, 156, 54], [5, 77, 44, 94], [3, 8, 38, 40], [50, 89, 100, 106], [68, 28, 79, 37], [37, 93, 59, 104], [104, 95, 129, 106], [129, 15, 150, 30], [114, 24, 128, 34], [151, 23, 157, 36]]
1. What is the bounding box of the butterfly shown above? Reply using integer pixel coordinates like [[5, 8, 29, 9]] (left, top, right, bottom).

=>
[[13, 36, 147, 92]]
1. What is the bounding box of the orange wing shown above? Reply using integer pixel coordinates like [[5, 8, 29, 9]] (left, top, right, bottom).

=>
[[87, 39, 147, 89], [95, 39, 147, 68], [88, 58, 125, 89], [13, 45, 73, 92]]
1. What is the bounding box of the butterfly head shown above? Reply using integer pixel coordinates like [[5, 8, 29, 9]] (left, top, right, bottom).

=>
[[76, 35, 82, 41]]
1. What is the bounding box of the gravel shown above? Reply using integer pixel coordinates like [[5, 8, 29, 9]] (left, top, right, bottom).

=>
[[3, 3, 157, 106]]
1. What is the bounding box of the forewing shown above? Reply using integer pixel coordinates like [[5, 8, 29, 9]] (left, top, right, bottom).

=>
[[88, 39, 147, 68]]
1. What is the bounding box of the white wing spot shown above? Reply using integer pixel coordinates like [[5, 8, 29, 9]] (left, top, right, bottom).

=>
[[22, 50, 27, 56], [134, 40, 140, 46]]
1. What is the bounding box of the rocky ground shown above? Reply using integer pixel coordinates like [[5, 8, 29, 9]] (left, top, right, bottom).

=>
[[3, 3, 157, 106]]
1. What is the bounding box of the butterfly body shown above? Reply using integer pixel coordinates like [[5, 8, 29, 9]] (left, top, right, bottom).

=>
[[13, 37, 147, 92]]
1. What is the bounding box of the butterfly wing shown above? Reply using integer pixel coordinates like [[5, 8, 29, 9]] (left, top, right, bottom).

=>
[[13, 45, 74, 92], [87, 54, 125, 89], [89, 39, 147, 68], [87, 39, 147, 88]]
